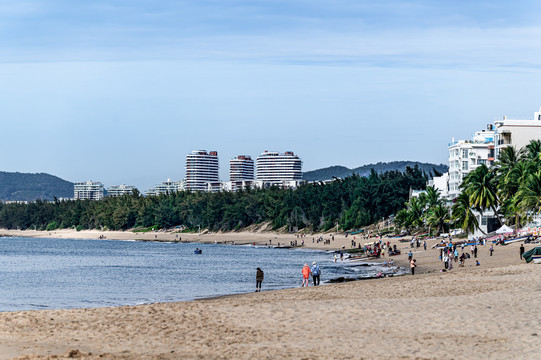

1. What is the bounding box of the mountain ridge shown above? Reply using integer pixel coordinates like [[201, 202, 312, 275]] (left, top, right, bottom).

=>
[[302, 161, 448, 182], [0, 171, 74, 201]]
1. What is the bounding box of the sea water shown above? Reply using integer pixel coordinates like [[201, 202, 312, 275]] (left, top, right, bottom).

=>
[[0, 237, 399, 311]]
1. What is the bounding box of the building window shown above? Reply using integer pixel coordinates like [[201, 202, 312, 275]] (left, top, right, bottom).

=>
[[462, 149, 468, 158], [462, 161, 468, 171]]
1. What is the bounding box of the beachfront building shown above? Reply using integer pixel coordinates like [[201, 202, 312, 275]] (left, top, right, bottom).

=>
[[185, 150, 219, 192], [447, 126, 495, 199], [494, 107, 541, 159], [229, 155, 255, 192], [230, 155, 255, 182], [145, 179, 184, 196], [256, 151, 302, 186], [426, 172, 450, 199], [74, 181, 104, 201], [107, 184, 137, 197]]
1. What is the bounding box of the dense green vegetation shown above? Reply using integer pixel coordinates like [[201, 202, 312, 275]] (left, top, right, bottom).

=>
[[0, 172, 73, 201], [0, 167, 428, 232], [395, 140, 541, 236], [302, 161, 447, 181]]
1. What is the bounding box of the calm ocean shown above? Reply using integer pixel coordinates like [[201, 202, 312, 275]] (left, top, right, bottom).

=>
[[0, 237, 397, 311]]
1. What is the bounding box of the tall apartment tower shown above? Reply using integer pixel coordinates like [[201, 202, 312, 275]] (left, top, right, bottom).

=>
[[447, 126, 495, 199], [256, 151, 302, 185], [230, 155, 255, 181], [185, 150, 219, 191], [74, 180, 104, 201]]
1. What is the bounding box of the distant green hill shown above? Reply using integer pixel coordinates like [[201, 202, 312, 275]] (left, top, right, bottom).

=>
[[303, 161, 448, 181], [0, 172, 73, 201]]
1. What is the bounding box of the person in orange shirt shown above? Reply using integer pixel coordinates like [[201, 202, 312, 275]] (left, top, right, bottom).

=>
[[301, 263, 311, 287]]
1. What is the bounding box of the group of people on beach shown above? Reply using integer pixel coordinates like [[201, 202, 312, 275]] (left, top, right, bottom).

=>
[[255, 261, 322, 292], [301, 262, 321, 286]]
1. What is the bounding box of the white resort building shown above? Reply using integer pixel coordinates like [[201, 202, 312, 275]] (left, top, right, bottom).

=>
[[74, 181, 104, 201], [230, 155, 255, 182], [107, 184, 137, 197], [256, 151, 303, 186], [447, 125, 495, 199], [185, 150, 220, 192], [494, 107, 541, 159], [145, 179, 184, 196], [229, 155, 255, 192]]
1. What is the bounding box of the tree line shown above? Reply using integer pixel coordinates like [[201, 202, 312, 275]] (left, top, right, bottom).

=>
[[0, 166, 430, 232], [395, 140, 541, 236]]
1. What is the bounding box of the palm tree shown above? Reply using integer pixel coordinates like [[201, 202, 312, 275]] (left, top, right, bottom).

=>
[[424, 186, 442, 209], [522, 139, 541, 163], [516, 170, 541, 215], [461, 164, 503, 225], [451, 191, 483, 235], [426, 203, 450, 234]]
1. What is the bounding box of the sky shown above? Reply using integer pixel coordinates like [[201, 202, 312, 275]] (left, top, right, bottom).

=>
[[2, 0, 541, 191]]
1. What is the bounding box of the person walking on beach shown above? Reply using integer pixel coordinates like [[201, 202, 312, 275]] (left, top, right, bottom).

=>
[[520, 244, 525, 260], [302, 263, 311, 287], [473, 245, 478, 258], [410, 258, 416, 275], [311, 261, 321, 286], [256, 268, 264, 292], [489, 245, 494, 256]]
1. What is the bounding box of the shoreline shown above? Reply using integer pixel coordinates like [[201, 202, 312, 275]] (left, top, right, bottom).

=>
[[0, 228, 540, 359]]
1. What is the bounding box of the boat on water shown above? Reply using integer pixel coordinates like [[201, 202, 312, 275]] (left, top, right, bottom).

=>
[[194, 248, 202, 254]]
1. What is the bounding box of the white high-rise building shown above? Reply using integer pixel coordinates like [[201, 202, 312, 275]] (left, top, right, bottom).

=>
[[494, 107, 541, 159], [185, 150, 219, 191], [107, 184, 137, 197], [230, 155, 255, 182], [256, 151, 302, 185], [74, 181, 104, 201], [447, 126, 495, 199]]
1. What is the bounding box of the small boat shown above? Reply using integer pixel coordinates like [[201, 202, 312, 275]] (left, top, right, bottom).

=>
[[194, 248, 202, 254], [532, 255, 541, 264], [502, 236, 530, 245]]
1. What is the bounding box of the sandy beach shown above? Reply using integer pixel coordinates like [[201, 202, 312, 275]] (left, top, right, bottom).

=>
[[0, 229, 540, 359]]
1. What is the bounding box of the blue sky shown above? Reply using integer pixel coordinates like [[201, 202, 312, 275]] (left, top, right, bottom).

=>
[[2, 0, 541, 191]]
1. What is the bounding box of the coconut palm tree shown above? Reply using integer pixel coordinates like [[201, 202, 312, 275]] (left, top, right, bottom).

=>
[[461, 164, 503, 225], [516, 170, 541, 215], [451, 191, 483, 235], [426, 203, 450, 234], [522, 139, 541, 163]]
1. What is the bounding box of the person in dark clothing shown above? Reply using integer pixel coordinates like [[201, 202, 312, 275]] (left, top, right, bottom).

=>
[[311, 261, 321, 286], [256, 268, 264, 292], [473, 245, 478, 258], [520, 244, 525, 259]]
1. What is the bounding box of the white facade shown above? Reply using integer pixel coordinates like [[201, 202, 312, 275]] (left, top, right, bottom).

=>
[[230, 155, 255, 182], [211, 179, 304, 193], [256, 151, 302, 185], [185, 150, 219, 191], [494, 107, 541, 159], [447, 126, 495, 199], [146, 179, 184, 196], [107, 184, 137, 197], [74, 181, 104, 201], [427, 172, 449, 199]]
